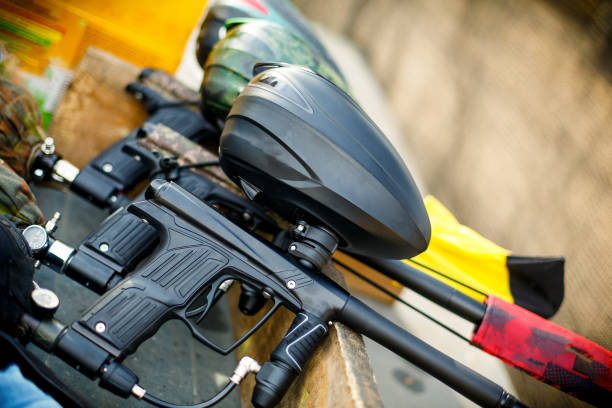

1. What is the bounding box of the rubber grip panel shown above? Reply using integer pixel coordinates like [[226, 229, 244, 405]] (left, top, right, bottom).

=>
[[270, 312, 327, 372], [88, 135, 149, 190], [252, 312, 328, 408], [472, 296, 612, 406], [76, 245, 229, 357], [82, 209, 158, 270]]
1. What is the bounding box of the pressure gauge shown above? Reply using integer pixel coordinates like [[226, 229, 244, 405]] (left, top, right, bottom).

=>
[[22, 224, 49, 255]]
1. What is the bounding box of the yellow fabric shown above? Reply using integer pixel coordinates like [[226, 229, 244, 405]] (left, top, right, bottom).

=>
[[408, 196, 514, 303]]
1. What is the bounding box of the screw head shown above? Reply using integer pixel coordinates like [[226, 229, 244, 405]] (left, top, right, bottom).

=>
[[133, 155, 141, 162], [296, 224, 305, 232], [99, 243, 109, 252], [33, 168, 44, 178], [41, 137, 55, 155], [102, 163, 113, 173], [141, 218, 149, 225], [286, 280, 296, 290], [262, 291, 272, 299], [95, 322, 106, 333], [109, 195, 117, 203], [289, 245, 297, 251]]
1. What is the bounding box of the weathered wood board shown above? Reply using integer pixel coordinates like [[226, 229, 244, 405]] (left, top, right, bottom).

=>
[[48, 47, 383, 408], [49, 48, 147, 168]]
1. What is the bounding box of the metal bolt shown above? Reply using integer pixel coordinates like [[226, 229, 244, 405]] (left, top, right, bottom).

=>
[[262, 291, 272, 299], [109, 195, 117, 203], [242, 212, 252, 222], [95, 322, 106, 333], [290, 245, 297, 251], [296, 224, 305, 232], [328, 321, 333, 327], [286, 280, 296, 290], [102, 163, 113, 173], [133, 155, 141, 162], [33, 168, 44, 178], [99, 243, 109, 252], [41, 137, 55, 155], [141, 218, 149, 225]]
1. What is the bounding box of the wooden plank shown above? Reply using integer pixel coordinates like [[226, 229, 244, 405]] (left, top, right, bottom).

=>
[[48, 47, 383, 408], [48, 47, 147, 168], [334, 252, 403, 304]]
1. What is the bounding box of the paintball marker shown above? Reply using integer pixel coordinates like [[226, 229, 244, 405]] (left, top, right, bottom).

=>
[[28, 75, 218, 210]]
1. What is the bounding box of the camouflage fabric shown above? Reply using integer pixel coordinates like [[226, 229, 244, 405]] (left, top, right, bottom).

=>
[[138, 69, 200, 108], [0, 159, 43, 226], [0, 79, 45, 179], [0, 42, 19, 81], [137, 122, 240, 193], [201, 20, 350, 120]]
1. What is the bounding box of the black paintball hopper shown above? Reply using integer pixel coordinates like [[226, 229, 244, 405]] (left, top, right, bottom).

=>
[[219, 63, 430, 259]]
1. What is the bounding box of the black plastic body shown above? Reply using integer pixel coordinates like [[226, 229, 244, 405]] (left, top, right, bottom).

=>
[[70, 181, 349, 359], [70, 94, 216, 209], [356, 257, 486, 324], [78, 208, 158, 273], [60, 168, 277, 296], [71, 131, 144, 209], [30, 152, 61, 181], [220, 65, 430, 259], [99, 362, 138, 398], [60, 207, 158, 293], [54, 330, 109, 378], [64, 251, 120, 294]]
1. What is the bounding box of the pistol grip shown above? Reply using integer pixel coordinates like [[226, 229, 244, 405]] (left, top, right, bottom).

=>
[[74, 242, 230, 358], [252, 312, 328, 408]]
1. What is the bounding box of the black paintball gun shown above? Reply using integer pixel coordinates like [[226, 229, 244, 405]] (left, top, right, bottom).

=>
[[28, 72, 218, 210]]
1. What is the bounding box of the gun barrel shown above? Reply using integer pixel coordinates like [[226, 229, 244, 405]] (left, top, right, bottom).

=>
[[339, 296, 524, 408], [356, 257, 486, 324]]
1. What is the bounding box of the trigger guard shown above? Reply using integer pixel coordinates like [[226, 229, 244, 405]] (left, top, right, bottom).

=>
[[183, 276, 227, 321]]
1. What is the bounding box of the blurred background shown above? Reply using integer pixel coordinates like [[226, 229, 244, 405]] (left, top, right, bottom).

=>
[[2, 1, 611, 407], [290, 1, 612, 407]]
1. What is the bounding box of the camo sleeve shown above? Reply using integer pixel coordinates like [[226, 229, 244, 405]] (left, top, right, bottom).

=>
[[0, 79, 45, 179], [0, 159, 43, 226]]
